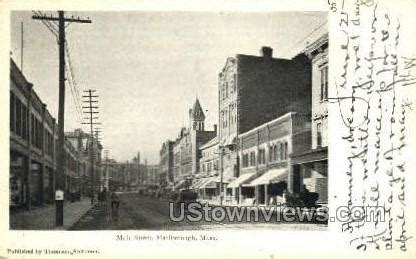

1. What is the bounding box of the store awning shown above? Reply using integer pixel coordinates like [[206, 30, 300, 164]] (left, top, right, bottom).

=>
[[247, 168, 288, 186], [213, 175, 235, 183], [189, 178, 203, 189], [193, 178, 211, 189], [174, 180, 187, 190], [221, 133, 237, 146], [228, 173, 255, 188], [199, 177, 217, 189]]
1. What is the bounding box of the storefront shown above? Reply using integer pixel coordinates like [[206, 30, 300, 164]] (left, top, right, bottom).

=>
[[245, 168, 288, 205], [10, 154, 26, 208], [227, 173, 256, 205], [291, 147, 328, 204]]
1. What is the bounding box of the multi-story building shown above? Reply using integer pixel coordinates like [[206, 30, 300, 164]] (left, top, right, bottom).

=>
[[227, 112, 311, 205], [145, 164, 159, 186], [9, 58, 92, 209], [159, 140, 174, 188], [192, 136, 220, 199], [217, 46, 312, 194], [291, 33, 328, 204], [170, 99, 216, 190]]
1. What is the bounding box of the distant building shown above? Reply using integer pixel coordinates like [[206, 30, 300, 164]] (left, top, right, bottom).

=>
[[192, 136, 220, 199], [145, 164, 159, 186], [291, 33, 328, 204], [170, 99, 217, 190], [159, 140, 174, 187], [218, 46, 312, 189]]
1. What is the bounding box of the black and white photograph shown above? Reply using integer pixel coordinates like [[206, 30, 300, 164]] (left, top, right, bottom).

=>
[[9, 10, 328, 231], [2, 0, 416, 258]]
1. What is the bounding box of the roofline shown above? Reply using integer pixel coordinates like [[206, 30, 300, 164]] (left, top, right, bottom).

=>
[[239, 112, 295, 138]]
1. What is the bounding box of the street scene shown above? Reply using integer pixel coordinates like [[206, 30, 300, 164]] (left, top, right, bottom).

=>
[[9, 11, 328, 230]]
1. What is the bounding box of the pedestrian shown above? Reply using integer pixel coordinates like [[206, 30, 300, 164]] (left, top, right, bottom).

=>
[[110, 191, 120, 221]]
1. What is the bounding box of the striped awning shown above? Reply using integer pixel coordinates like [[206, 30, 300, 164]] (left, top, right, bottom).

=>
[[228, 173, 256, 188], [174, 180, 187, 190], [247, 169, 288, 186], [199, 177, 217, 189]]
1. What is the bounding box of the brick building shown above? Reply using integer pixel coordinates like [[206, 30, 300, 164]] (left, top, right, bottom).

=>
[[217, 46, 312, 191], [291, 33, 328, 204], [9, 58, 93, 209], [227, 112, 311, 205]]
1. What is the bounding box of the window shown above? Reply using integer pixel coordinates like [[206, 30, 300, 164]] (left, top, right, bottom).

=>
[[242, 154, 249, 168], [284, 142, 288, 160], [320, 66, 328, 101], [31, 114, 35, 145], [22, 104, 27, 140], [233, 74, 237, 92], [269, 146, 273, 162], [225, 82, 228, 98], [225, 109, 228, 128], [273, 145, 277, 161], [279, 143, 284, 161], [16, 98, 22, 137], [258, 149, 266, 164], [317, 122, 322, 147], [250, 151, 256, 166], [10, 92, 15, 133]]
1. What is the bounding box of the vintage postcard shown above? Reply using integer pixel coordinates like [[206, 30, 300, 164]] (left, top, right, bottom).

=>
[[0, 0, 415, 258]]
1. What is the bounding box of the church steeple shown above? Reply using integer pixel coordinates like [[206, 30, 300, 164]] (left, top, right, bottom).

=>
[[189, 98, 205, 131]]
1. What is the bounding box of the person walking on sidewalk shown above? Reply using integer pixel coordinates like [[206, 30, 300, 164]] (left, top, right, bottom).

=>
[[110, 192, 120, 221]]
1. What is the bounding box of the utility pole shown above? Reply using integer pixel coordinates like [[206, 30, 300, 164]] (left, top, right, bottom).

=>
[[82, 89, 100, 204], [32, 11, 91, 227]]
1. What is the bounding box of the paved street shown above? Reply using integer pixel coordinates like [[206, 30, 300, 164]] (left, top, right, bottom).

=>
[[70, 193, 327, 231]]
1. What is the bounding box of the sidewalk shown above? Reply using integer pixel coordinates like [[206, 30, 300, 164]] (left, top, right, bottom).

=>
[[10, 198, 93, 230]]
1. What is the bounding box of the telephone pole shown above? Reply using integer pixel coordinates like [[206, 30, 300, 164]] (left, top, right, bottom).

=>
[[82, 89, 100, 204], [32, 11, 91, 227]]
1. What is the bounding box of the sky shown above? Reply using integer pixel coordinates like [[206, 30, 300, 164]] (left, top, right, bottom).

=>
[[10, 11, 327, 164]]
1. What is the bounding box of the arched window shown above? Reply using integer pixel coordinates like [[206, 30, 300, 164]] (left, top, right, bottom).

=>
[[276, 143, 282, 161], [273, 145, 277, 161], [284, 142, 288, 160], [280, 143, 284, 160]]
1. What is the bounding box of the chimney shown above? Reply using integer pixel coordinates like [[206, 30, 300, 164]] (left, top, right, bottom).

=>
[[260, 46, 273, 58], [213, 124, 217, 134]]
